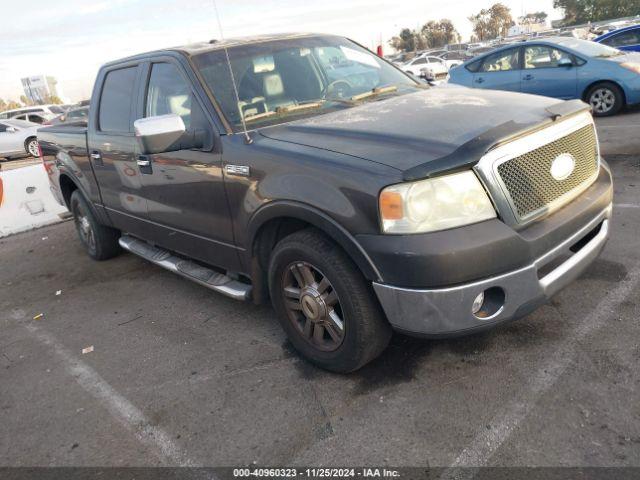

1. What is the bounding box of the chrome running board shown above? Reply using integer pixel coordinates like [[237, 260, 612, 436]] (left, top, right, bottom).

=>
[[119, 235, 251, 301]]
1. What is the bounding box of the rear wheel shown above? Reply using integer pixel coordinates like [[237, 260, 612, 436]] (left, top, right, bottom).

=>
[[70, 190, 121, 260], [268, 229, 391, 373], [587, 82, 624, 117], [25, 137, 39, 157]]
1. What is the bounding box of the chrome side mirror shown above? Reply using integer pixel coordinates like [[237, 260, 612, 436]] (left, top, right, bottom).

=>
[[134, 114, 186, 154], [6, 126, 17, 133]]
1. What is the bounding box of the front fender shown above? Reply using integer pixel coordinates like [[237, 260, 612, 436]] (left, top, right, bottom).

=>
[[247, 200, 383, 282]]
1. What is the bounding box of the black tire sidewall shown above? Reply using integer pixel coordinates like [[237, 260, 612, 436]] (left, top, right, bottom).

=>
[[25, 138, 38, 157], [268, 231, 387, 372], [70, 191, 99, 259], [588, 82, 623, 117]]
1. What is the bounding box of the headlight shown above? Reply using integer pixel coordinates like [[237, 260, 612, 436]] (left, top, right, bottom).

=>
[[379, 171, 496, 234], [621, 62, 640, 75]]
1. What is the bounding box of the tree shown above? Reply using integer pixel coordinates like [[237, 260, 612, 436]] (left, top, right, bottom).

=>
[[519, 11, 548, 25], [0, 98, 21, 111], [468, 3, 515, 41], [389, 19, 461, 52], [43, 94, 63, 105], [389, 28, 417, 52], [554, 0, 640, 26], [421, 19, 461, 48], [20, 95, 34, 107]]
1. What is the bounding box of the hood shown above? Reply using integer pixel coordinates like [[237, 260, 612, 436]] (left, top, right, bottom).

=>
[[608, 51, 640, 64], [259, 86, 575, 178]]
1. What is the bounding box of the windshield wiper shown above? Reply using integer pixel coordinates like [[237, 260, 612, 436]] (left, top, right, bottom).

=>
[[244, 102, 323, 124], [350, 85, 398, 102]]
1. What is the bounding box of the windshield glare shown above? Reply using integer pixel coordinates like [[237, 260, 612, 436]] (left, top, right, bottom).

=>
[[558, 38, 623, 58], [193, 35, 418, 128]]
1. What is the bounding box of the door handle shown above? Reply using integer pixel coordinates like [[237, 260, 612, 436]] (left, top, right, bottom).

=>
[[523, 74, 534, 81], [90, 150, 103, 166], [475, 77, 485, 84], [137, 155, 152, 174]]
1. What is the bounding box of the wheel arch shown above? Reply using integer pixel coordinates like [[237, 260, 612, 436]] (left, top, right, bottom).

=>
[[248, 201, 383, 303], [582, 79, 627, 105]]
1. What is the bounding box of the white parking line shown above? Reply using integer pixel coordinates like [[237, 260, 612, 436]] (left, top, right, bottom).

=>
[[614, 203, 640, 209], [440, 265, 640, 479], [23, 322, 199, 467]]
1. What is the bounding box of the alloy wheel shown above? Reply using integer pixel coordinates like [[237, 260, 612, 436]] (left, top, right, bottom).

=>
[[27, 140, 39, 157], [282, 261, 345, 352], [74, 204, 96, 252], [589, 88, 615, 114]]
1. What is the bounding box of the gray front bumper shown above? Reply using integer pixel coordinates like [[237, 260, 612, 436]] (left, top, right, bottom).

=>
[[373, 205, 612, 336]]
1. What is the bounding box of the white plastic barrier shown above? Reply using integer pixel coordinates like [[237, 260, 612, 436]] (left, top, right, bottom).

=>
[[0, 164, 68, 238]]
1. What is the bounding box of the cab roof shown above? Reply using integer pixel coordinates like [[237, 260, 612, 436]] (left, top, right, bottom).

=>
[[104, 32, 326, 66]]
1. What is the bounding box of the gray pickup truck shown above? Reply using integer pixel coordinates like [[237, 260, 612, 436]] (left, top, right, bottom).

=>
[[39, 33, 613, 372]]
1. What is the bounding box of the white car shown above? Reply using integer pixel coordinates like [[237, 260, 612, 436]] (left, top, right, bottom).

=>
[[0, 119, 40, 159], [403, 55, 449, 78], [0, 104, 63, 121], [402, 55, 449, 80]]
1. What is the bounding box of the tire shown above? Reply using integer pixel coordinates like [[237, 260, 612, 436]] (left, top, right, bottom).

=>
[[586, 82, 624, 117], [268, 228, 392, 373], [25, 137, 39, 157], [70, 190, 121, 260]]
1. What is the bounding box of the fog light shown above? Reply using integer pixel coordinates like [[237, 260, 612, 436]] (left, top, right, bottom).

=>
[[471, 292, 485, 315]]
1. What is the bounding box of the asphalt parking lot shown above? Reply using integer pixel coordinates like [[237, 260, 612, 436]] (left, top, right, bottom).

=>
[[1, 112, 639, 469]]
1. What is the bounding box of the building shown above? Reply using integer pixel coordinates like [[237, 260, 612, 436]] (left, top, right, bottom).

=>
[[20, 75, 61, 104]]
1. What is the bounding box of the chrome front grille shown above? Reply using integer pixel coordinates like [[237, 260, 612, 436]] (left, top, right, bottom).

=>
[[495, 122, 599, 223]]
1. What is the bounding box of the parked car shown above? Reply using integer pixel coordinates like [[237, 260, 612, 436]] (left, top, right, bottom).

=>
[[448, 37, 640, 116], [403, 55, 449, 76], [438, 50, 467, 69], [0, 104, 63, 120], [0, 119, 40, 159], [39, 33, 612, 372], [595, 24, 640, 52], [47, 106, 89, 125], [12, 112, 50, 124]]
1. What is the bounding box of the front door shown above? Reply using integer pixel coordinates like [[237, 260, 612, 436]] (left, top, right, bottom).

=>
[[473, 47, 522, 92], [135, 60, 239, 271], [0, 122, 22, 156], [520, 45, 578, 99], [87, 64, 148, 235]]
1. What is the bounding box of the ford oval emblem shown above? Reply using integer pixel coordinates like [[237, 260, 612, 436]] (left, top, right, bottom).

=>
[[550, 153, 575, 181]]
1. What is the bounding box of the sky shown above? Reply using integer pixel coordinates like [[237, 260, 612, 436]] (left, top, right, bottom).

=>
[[0, 0, 562, 102]]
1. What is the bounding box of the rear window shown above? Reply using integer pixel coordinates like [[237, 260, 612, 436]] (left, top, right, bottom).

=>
[[49, 105, 64, 114], [98, 66, 138, 133]]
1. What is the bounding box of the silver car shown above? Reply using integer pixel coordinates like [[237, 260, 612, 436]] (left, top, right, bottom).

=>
[[0, 119, 40, 159]]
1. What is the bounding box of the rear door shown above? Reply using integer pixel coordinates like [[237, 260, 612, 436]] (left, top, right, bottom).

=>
[[0, 122, 22, 155], [520, 45, 578, 99], [87, 63, 148, 231], [473, 47, 522, 92], [134, 59, 240, 270]]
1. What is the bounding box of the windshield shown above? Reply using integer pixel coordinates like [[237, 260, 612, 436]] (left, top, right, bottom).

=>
[[193, 35, 419, 129], [49, 105, 64, 114], [557, 38, 623, 58]]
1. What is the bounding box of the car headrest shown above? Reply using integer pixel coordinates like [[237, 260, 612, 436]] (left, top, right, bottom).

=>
[[263, 73, 284, 98]]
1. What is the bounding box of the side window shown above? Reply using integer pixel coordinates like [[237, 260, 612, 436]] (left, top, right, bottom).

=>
[[99, 66, 138, 133], [29, 115, 44, 124], [524, 46, 573, 69], [413, 58, 427, 65], [466, 59, 483, 73], [0, 123, 7, 133], [146, 63, 194, 129], [480, 48, 520, 72], [603, 30, 640, 47]]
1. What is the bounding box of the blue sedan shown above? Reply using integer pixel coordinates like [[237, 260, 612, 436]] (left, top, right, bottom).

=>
[[448, 37, 640, 116], [595, 24, 640, 52]]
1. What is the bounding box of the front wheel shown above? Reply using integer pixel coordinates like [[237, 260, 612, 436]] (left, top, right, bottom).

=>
[[25, 137, 39, 157], [268, 229, 392, 373], [587, 82, 624, 117], [70, 190, 121, 260]]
